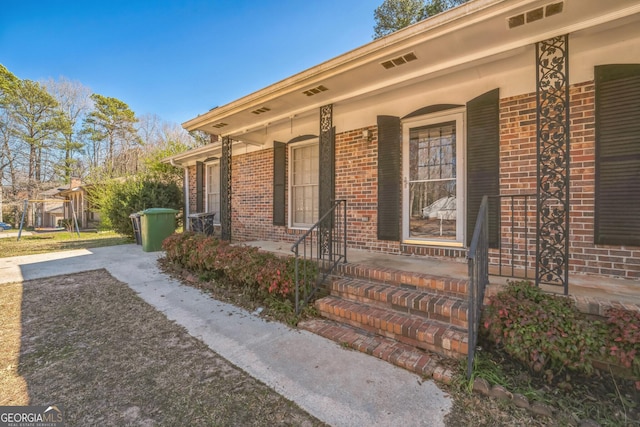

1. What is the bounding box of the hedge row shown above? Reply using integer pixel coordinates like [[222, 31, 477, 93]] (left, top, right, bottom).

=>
[[162, 232, 317, 300], [483, 280, 640, 379]]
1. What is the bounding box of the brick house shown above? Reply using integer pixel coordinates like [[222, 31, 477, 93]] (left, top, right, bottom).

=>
[[167, 0, 640, 292]]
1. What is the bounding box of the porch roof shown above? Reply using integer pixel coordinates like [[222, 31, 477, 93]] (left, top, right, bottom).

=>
[[180, 0, 640, 149], [55, 183, 94, 197]]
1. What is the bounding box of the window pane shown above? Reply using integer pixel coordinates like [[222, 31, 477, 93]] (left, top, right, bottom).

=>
[[410, 122, 456, 182], [408, 121, 457, 240], [206, 164, 220, 222], [409, 180, 456, 240], [291, 142, 319, 227]]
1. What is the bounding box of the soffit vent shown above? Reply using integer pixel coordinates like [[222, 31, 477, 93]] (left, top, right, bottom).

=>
[[303, 85, 329, 97], [508, 1, 563, 29], [381, 52, 418, 70], [211, 122, 228, 129], [251, 106, 271, 115]]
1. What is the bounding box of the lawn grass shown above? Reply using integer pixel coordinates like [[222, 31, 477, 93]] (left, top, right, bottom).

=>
[[0, 230, 131, 258]]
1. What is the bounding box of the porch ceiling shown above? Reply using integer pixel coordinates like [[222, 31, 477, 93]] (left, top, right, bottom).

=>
[[183, 0, 640, 143]]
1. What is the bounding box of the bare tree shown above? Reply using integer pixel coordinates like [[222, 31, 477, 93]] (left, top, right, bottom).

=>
[[137, 113, 162, 145], [137, 115, 201, 182], [44, 77, 92, 183]]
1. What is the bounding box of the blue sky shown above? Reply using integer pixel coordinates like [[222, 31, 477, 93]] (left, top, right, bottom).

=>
[[1, 1, 381, 126]]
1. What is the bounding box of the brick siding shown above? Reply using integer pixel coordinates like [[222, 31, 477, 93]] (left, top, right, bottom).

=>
[[187, 165, 197, 215], [335, 127, 401, 254], [186, 79, 640, 280], [496, 81, 640, 279]]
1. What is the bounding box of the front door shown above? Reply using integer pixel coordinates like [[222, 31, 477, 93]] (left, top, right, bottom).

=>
[[402, 111, 464, 246]]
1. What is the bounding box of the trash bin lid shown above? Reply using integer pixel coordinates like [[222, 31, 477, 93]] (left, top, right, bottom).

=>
[[142, 208, 179, 215], [129, 212, 142, 218]]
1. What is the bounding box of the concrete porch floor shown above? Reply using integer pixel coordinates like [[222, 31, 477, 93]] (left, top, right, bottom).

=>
[[243, 240, 640, 308]]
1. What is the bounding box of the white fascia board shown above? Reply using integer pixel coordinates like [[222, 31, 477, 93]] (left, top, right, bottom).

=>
[[182, 0, 510, 131], [163, 142, 222, 166], [184, 0, 640, 136], [163, 138, 261, 167]]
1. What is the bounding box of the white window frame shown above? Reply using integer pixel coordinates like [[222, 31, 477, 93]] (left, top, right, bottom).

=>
[[205, 161, 221, 224], [402, 109, 466, 247], [288, 139, 319, 229]]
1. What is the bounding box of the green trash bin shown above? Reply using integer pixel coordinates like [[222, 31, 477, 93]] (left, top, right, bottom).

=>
[[140, 208, 178, 252]]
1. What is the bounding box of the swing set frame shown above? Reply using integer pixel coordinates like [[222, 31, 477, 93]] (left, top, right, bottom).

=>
[[17, 199, 81, 241]]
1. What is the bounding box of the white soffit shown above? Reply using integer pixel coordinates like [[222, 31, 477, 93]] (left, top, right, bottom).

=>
[[183, 0, 640, 138]]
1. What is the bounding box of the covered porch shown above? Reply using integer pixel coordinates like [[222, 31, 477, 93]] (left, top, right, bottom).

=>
[[243, 239, 640, 309]]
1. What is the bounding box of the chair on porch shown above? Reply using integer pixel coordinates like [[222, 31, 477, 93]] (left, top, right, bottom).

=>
[[188, 212, 217, 236]]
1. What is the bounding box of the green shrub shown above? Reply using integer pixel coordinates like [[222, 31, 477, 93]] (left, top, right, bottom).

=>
[[59, 218, 74, 232], [255, 255, 296, 298], [162, 231, 208, 269], [484, 281, 640, 380], [604, 307, 640, 376], [90, 175, 183, 238], [483, 281, 607, 376], [161, 233, 319, 309]]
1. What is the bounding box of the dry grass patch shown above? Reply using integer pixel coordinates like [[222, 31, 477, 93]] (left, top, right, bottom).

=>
[[0, 282, 29, 405], [0, 270, 325, 426], [0, 231, 129, 258]]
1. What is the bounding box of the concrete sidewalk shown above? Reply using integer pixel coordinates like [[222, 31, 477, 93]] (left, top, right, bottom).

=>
[[0, 244, 452, 427]]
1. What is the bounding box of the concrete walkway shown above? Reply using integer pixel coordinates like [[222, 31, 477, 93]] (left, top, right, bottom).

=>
[[0, 244, 452, 427]]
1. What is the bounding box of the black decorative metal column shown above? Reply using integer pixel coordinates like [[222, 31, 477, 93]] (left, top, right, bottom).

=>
[[319, 104, 335, 256], [220, 136, 232, 241], [535, 35, 570, 294], [319, 104, 334, 215]]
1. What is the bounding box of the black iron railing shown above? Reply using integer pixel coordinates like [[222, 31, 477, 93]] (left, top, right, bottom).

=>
[[488, 194, 537, 280], [291, 199, 347, 314], [467, 195, 490, 379]]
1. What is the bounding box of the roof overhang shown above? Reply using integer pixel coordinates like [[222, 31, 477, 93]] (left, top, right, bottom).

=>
[[163, 138, 263, 167], [182, 0, 640, 143]]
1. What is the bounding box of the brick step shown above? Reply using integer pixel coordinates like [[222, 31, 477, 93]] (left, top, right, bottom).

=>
[[315, 296, 468, 359], [330, 276, 468, 329], [335, 263, 469, 298], [299, 318, 457, 383]]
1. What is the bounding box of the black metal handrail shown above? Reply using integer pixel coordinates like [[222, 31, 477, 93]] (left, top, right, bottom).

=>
[[488, 194, 537, 280], [466, 195, 489, 379], [291, 199, 347, 314]]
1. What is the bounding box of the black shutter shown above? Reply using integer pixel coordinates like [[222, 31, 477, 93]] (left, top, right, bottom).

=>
[[377, 115, 401, 241], [466, 88, 500, 248], [273, 141, 286, 226], [196, 161, 204, 213], [595, 65, 640, 246]]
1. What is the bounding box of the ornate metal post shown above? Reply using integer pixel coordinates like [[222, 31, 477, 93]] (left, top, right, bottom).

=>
[[319, 104, 334, 259], [535, 35, 570, 294], [221, 136, 232, 241]]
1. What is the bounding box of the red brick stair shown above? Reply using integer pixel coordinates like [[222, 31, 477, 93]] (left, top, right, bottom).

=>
[[300, 318, 456, 383], [298, 263, 469, 382], [330, 276, 469, 329], [335, 263, 469, 298]]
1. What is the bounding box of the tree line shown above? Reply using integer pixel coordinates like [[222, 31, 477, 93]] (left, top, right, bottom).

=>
[[373, 0, 469, 39], [0, 64, 207, 223], [1, 0, 468, 225]]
